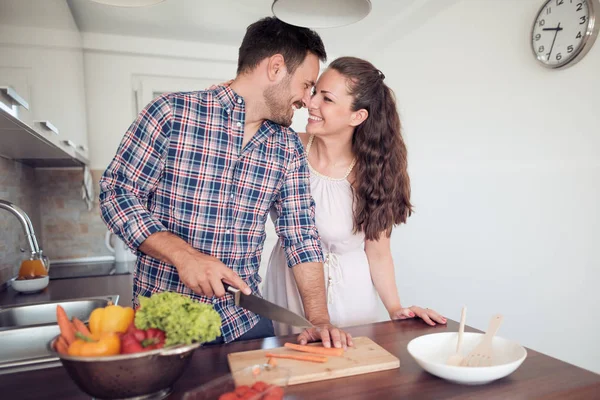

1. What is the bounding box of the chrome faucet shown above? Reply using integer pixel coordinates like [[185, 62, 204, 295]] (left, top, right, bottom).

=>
[[0, 199, 43, 257]]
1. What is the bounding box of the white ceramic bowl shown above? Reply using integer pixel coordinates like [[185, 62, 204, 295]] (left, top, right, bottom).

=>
[[407, 332, 527, 385], [11, 275, 49, 294]]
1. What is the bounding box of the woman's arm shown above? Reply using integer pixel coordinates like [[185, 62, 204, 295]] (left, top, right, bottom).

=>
[[365, 234, 402, 314], [365, 233, 447, 326]]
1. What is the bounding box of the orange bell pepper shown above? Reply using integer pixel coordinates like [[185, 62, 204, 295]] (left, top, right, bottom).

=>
[[67, 332, 121, 357], [89, 304, 135, 335]]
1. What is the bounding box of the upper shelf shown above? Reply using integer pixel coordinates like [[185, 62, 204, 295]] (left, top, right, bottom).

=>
[[0, 107, 88, 167]]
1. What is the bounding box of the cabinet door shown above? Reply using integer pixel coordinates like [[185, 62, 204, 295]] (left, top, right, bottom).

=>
[[30, 48, 89, 159], [0, 66, 33, 126], [1, 46, 89, 160]]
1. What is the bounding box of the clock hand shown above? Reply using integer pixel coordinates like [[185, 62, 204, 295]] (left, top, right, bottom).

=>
[[546, 22, 561, 59], [543, 27, 564, 31]]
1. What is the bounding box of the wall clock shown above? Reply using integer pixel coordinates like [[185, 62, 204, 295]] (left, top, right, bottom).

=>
[[532, 0, 600, 68]]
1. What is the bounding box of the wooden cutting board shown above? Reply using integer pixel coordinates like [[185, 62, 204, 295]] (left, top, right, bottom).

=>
[[227, 336, 400, 386]]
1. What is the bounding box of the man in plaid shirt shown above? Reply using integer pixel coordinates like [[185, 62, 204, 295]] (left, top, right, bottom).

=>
[[99, 17, 351, 349]]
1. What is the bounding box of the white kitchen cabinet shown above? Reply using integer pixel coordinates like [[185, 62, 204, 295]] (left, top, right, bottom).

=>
[[0, 67, 32, 125], [0, 45, 89, 163]]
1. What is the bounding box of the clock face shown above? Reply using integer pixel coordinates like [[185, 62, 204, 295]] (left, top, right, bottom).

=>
[[532, 0, 598, 68]]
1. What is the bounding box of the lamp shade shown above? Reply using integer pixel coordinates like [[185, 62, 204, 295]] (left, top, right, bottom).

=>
[[272, 0, 372, 28], [90, 0, 166, 7]]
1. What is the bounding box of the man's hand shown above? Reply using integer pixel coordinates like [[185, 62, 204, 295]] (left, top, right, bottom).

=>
[[297, 322, 353, 349], [139, 231, 251, 297], [175, 252, 251, 298]]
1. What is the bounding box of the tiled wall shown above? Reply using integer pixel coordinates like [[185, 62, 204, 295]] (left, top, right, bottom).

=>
[[0, 157, 43, 285], [37, 168, 111, 261], [0, 157, 110, 286]]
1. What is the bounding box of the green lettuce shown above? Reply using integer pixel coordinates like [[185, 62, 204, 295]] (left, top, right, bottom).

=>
[[135, 292, 221, 346]]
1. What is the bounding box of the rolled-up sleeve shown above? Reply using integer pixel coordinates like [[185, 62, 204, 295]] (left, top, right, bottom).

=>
[[99, 95, 172, 250], [273, 138, 324, 268]]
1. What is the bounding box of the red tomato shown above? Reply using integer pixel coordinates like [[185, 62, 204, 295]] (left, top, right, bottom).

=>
[[234, 385, 251, 397], [251, 381, 269, 392], [267, 386, 284, 397], [217, 392, 238, 400]]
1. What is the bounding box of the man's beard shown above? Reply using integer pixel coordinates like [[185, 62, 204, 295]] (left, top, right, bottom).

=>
[[264, 77, 299, 127]]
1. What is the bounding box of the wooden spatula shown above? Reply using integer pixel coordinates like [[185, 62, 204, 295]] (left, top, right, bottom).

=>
[[461, 314, 503, 367], [446, 306, 466, 366]]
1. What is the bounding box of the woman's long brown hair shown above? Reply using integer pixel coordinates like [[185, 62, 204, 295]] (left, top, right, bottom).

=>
[[329, 57, 413, 240]]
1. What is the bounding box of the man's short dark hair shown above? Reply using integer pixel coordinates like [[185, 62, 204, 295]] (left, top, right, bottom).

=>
[[237, 17, 327, 75]]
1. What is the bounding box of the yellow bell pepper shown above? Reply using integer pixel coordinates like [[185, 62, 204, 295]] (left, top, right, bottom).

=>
[[67, 332, 121, 357], [89, 304, 134, 335]]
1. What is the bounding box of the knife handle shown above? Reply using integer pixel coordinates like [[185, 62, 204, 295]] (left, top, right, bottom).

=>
[[222, 282, 238, 294]]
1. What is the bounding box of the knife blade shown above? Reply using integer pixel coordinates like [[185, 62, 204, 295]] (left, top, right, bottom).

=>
[[224, 283, 313, 328]]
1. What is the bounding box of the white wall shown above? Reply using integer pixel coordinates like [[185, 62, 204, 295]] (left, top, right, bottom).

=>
[[83, 33, 239, 170], [366, 0, 600, 373]]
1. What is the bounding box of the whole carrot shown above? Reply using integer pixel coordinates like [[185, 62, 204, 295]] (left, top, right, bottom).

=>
[[284, 342, 344, 357], [56, 305, 76, 345], [72, 317, 91, 336], [55, 336, 69, 355], [57, 335, 68, 348], [265, 352, 328, 363]]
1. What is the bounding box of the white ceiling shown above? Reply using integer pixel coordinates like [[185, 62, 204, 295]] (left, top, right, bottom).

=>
[[0, 0, 452, 56], [63, 0, 448, 56]]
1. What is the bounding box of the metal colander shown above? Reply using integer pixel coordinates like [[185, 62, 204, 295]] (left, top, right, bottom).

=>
[[49, 336, 201, 400]]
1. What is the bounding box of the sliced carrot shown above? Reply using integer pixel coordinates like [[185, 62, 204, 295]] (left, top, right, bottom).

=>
[[284, 342, 344, 357], [267, 357, 277, 367], [56, 305, 76, 345], [72, 317, 91, 336], [265, 352, 327, 363]]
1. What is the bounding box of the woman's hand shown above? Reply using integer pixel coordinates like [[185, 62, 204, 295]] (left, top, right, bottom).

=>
[[390, 306, 447, 326]]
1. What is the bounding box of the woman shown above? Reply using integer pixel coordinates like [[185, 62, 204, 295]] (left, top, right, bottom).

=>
[[264, 57, 446, 335]]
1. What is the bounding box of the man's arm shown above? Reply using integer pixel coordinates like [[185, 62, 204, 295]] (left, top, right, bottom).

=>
[[291, 262, 329, 324], [99, 95, 248, 297], [272, 136, 352, 348]]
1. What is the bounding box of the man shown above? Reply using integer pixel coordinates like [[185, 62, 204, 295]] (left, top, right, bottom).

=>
[[99, 17, 351, 349]]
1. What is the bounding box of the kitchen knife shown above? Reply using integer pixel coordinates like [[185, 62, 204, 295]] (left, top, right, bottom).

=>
[[224, 283, 313, 328]]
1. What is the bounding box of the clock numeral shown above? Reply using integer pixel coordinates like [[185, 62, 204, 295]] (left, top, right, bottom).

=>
[[535, 33, 542, 41], [556, 53, 562, 61], [576, 31, 582, 38], [576, 2, 583, 11], [539, 19, 546, 26], [580, 15, 587, 24], [556, 0, 564, 5], [547, 6, 552, 14], [567, 45, 574, 53], [538, 45, 545, 53]]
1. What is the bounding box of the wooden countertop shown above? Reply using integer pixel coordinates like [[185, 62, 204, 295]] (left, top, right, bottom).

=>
[[1, 276, 598, 399]]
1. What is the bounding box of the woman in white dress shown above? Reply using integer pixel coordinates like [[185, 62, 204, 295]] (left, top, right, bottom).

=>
[[264, 57, 446, 338]]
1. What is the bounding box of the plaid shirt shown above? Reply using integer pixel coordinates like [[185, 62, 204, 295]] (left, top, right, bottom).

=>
[[99, 86, 324, 343]]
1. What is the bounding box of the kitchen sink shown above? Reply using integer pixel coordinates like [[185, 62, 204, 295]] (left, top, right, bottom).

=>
[[0, 296, 118, 329], [0, 295, 119, 374]]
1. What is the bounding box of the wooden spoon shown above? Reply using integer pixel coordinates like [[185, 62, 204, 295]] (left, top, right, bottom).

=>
[[461, 314, 504, 367], [446, 306, 466, 366]]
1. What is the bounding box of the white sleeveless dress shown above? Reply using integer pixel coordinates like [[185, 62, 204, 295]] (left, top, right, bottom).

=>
[[264, 135, 380, 335]]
